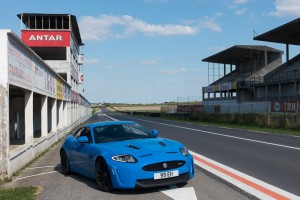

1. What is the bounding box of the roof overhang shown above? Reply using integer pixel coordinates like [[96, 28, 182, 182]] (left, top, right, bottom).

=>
[[202, 45, 282, 65], [253, 18, 300, 45]]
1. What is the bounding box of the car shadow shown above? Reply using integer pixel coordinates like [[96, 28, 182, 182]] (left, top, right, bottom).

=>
[[54, 164, 188, 195]]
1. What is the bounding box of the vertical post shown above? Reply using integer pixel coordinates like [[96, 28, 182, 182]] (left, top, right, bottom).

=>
[[41, 96, 48, 137], [25, 90, 33, 144], [265, 50, 267, 66], [57, 100, 63, 129], [286, 44, 289, 64], [266, 85, 269, 101], [51, 99, 57, 133], [63, 101, 67, 128], [279, 84, 282, 101]]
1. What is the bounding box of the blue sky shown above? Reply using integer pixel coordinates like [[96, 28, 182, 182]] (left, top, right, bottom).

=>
[[1, 0, 300, 103]]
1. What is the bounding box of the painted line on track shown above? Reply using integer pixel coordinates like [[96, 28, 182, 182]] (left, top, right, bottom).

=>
[[97, 113, 119, 122], [27, 165, 58, 170], [17, 171, 61, 181], [121, 116, 300, 151], [190, 151, 300, 200]]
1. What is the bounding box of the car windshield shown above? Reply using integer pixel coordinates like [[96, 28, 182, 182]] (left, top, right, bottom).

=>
[[93, 123, 154, 143]]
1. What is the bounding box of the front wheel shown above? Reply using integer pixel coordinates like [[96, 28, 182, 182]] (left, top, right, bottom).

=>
[[95, 158, 113, 192], [60, 150, 71, 175]]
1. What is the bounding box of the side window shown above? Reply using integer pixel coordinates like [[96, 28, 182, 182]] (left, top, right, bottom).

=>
[[74, 127, 85, 138], [74, 127, 92, 142]]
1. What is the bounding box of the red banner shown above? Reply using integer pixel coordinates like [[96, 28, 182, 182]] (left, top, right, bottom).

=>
[[21, 30, 70, 47], [177, 105, 204, 113], [271, 101, 300, 113]]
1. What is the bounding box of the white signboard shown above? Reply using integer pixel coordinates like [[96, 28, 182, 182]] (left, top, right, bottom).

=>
[[78, 73, 84, 84]]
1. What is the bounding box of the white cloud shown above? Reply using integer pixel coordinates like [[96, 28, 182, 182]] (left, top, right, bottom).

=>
[[84, 58, 99, 64], [183, 15, 222, 32], [143, 0, 171, 3], [158, 68, 187, 75], [269, 0, 300, 17], [228, 0, 248, 15], [138, 58, 161, 65], [200, 17, 222, 32], [235, 8, 247, 15], [104, 65, 114, 70], [233, 0, 248, 4], [79, 15, 198, 41], [208, 46, 227, 51]]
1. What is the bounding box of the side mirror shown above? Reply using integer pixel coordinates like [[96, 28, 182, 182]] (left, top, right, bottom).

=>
[[152, 130, 159, 137], [78, 136, 89, 143]]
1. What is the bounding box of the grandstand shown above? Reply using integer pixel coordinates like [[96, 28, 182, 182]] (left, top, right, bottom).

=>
[[253, 18, 300, 102], [201, 18, 300, 113]]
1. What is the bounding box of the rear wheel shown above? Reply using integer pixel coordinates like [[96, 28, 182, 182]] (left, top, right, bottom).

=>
[[95, 158, 113, 192], [60, 150, 71, 175]]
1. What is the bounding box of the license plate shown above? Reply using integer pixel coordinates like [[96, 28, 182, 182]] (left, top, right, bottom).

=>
[[154, 170, 179, 180]]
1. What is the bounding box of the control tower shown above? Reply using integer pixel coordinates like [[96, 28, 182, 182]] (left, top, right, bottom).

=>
[[17, 13, 84, 93]]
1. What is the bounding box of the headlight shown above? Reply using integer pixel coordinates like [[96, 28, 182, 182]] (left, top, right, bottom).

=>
[[180, 147, 189, 157], [111, 154, 137, 163]]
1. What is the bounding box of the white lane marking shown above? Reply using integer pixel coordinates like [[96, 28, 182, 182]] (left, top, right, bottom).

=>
[[118, 115, 300, 151], [17, 171, 61, 180], [191, 151, 300, 200], [161, 185, 197, 200], [97, 114, 119, 121], [27, 165, 58, 170]]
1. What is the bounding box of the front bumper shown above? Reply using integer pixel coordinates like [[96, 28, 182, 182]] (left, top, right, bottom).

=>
[[135, 172, 190, 188], [107, 154, 194, 189]]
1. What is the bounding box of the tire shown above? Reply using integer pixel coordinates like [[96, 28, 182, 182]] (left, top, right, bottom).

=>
[[95, 157, 113, 192], [60, 150, 71, 175]]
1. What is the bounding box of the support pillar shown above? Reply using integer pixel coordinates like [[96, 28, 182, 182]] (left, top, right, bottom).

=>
[[41, 96, 48, 137], [51, 99, 57, 133], [25, 91, 33, 144]]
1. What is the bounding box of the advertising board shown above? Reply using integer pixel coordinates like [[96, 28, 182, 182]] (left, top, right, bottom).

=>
[[21, 30, 70, 47]]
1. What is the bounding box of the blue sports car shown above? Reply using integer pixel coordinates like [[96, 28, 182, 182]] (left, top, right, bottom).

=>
[[60, 121, 194, 192]]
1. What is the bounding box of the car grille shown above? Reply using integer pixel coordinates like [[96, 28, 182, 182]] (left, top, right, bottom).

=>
[[142, 160, 185, 171], [135, 172, 190, 188]]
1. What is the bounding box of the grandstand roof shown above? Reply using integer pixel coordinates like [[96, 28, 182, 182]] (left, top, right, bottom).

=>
[[202, 45, 282, 65], [253, 18, 300, 45]]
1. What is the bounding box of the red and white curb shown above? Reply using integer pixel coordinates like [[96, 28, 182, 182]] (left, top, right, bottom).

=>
[[190, 151, 300, 200]]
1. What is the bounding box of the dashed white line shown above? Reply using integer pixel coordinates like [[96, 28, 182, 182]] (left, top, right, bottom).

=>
[[17, 171, 61, 180]]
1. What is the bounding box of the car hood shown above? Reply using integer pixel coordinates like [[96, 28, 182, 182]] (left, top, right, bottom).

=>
[[99, 137, 182, 157]]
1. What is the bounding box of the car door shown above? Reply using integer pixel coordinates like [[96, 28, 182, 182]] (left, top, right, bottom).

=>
[[71, 127, 95, 177]]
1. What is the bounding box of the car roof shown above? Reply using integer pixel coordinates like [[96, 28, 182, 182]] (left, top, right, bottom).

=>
[[86, 121, 136, 128]]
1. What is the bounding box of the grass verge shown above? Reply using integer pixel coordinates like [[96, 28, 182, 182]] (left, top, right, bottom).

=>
[[0, 137, 63, 199], [0, 186, 41, 200]]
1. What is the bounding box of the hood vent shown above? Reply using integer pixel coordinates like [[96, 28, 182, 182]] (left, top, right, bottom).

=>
[[139, 154, 152, 158], [126, 145, 140, 150], [158, 142, 166, 147]]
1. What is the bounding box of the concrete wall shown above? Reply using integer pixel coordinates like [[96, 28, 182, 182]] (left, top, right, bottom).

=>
[[203, 100, 270, 114], [8, 113, 91, 177], [0, 30, 10, 178], [0, 30, 92, 178]]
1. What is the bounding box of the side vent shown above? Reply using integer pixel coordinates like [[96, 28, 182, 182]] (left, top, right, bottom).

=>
[[127, 145, 140, 150]]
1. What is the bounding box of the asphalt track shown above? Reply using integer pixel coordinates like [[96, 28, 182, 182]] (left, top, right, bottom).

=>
[[2, 110, 300, 199], [101, 109, 300, 198]]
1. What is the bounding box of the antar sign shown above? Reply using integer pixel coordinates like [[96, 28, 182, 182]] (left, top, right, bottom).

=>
[[21, 30, 70, 47], [29, 35, 63, 41]]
